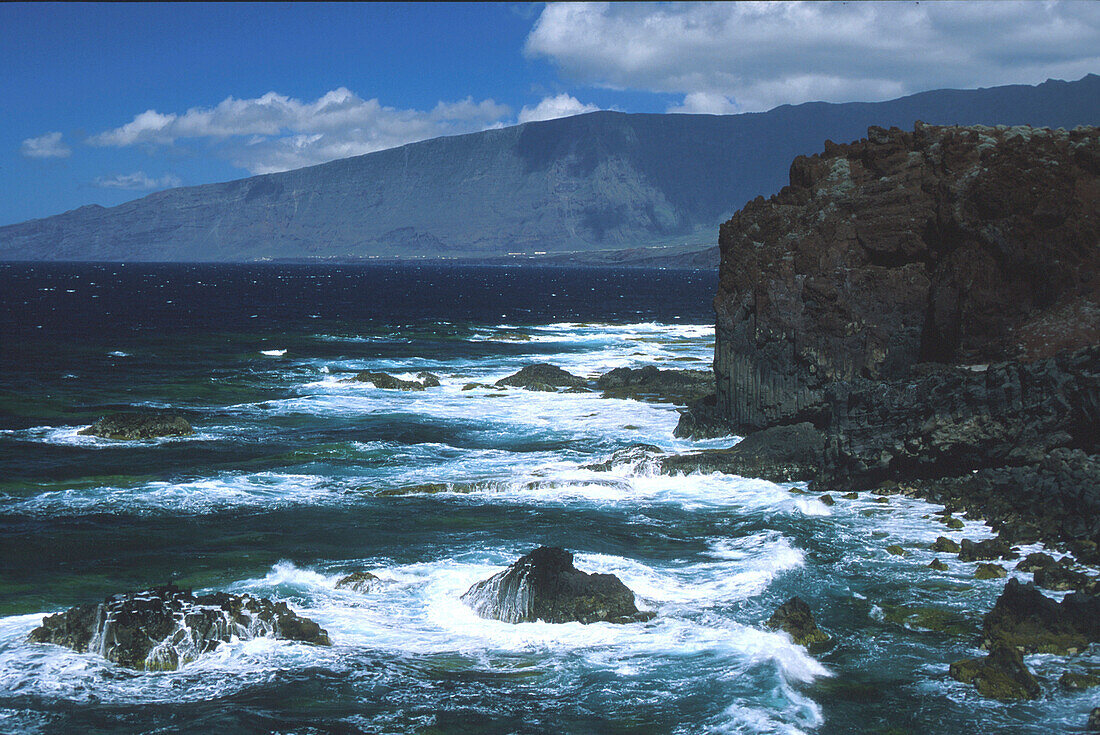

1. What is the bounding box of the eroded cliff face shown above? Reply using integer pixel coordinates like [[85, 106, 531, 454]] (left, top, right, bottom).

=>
[[714, 122, 1100, 432]]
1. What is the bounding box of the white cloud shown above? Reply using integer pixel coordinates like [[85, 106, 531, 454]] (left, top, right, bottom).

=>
[[89, 88, 514, 174], [21, 131, 71, 159], [93, 172, 183, 191], [518, 93, 601, 123], [526, 1, 1100, 113]]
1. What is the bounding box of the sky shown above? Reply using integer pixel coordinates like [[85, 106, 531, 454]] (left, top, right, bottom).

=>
[[3, 1, 1099, 226]]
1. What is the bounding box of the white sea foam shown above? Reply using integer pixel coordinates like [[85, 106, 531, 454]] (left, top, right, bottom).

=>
[[260, 349, 287, 356]]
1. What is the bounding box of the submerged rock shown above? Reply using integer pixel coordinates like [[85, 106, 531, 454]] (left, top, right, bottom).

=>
[[79, 412, 193, 440], [28, 584, 330, 670], [583, 444, 665, 472], [348, 371, 426, 390], [460, 547, 653, 624], [949, 642, 1041, 701], [494, 364, 587, 390], [416, 371, 442, 388], [982, 578, 1100, 654], [766, 596, 830, 647], [594, 366, 712, 405], [659, 423, 824, 483], [335, 571, 380, 593], [1090, 708, 1100, 733]]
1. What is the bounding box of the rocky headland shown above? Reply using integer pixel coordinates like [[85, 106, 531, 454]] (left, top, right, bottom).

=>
[[676, 122, 1099, 559]]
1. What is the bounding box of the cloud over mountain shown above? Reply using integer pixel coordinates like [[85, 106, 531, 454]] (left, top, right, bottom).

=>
[[526, 1, 1100, 113]]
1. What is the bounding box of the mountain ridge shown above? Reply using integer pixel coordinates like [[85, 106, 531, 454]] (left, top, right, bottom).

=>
[[4, 74, 1100, 262]]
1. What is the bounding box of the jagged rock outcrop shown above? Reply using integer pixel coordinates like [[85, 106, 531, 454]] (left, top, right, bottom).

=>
[[79, 412, 193, 440], [460, 547, 654, 624], [660, 422, 824, 482], [980, 579, 1100, 654], [28, 584, 330, 670], [949, 642, 1041, 701], [347, 371, 429, 390], [495, 364, 587, 390], [711, 122, 1099, 434], [766, 596, 829, 647], [594, 366, 712, 405]]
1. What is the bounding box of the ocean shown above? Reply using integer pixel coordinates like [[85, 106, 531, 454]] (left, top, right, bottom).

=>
[[0, 263, 1090, 734]]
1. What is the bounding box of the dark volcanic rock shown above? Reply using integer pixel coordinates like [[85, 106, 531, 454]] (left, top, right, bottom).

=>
[[348, 371, 426, 390], [79, 412, 193, 440], [931, 537, 961, 553], [713, 123, 1100, 433], [595, 366, 712, 405], [949, 642, 1041, 701], [766, 596, 829, 647], [981, 578, 1100, 654], [699, 120, 1100, 555], [495, 364, 587, 390], [416, 372, 442, 388], [1090, 708, 1100, 732], [1015, 552, 1056, 573], [28, 584, 330, 670], [1033, 560, 1095, 593], [583, 444, 665, 472], [660, 422, 824, 482], [460, 547, 653, 624], [673, 394, 732, 439], [335, 571, 380, 593], [958, 538, 1017, 562]]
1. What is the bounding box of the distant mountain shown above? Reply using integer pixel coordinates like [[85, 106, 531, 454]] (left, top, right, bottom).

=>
[[3, 74, 1100, 262]]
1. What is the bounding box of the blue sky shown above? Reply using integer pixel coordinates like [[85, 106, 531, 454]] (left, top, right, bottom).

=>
[[3, 1, 1099, 225]]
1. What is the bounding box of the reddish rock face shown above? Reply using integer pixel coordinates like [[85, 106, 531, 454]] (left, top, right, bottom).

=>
[[714, 122, 1100, 431]]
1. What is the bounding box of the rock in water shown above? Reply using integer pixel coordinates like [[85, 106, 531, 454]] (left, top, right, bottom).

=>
[[981, 578, 1100, 654], [79, 412, 193, 440], [494, 364, 587, 390], [659, 422, 825, 482], [416, 371, 441, 388], [460, 547, 653, 624], [766, 596, 830, 647], [949, 642, 1041, 700], [348, 371, 426, 390], [335, 571, 380, 593], [594, 366, 713, 405], [28, 584, 330, 670]]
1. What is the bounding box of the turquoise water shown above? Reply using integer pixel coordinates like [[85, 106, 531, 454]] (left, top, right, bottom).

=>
[[0, 264, 1094, 734]]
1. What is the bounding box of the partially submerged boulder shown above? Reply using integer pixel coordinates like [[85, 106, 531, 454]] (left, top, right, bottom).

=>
[[1015, 552, 1056, 573], [931, 536, 961, 553], [28, 584, 330, 670], [348, 371, 426, 390], [460, 547, 653, 624], [495, 364, 587, 390], [416, 371, 442, 388], [659, 422, 825, 483], [949, 642, 1041, 701], [958, 538, 1018, 562], [335, 571, 380, 593], [79, 412, 193, 440], [1033, 559, 1095, 593], [981, 578, 1100, 654], [583, 444, 665, 472], [595, 366, 712, 405], [766, 596, 830, 647]]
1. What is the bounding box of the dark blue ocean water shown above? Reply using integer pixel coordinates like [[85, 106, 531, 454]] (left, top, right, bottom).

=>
[[0, 264, 1092, 734]]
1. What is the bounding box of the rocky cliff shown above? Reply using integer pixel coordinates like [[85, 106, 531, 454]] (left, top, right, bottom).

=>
[[690, 121, 1100, 555], [3, 75, 1100, 262], [713, 122, 1100, 432]]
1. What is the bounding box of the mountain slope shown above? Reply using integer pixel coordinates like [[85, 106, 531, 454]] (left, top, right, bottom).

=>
[[3, 74, 1100, 262]]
